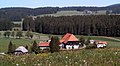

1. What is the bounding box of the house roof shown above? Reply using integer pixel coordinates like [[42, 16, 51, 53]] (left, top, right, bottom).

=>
[[38, 42, 50, 47], [15, 46, 28, 53], [98, 41, 107, 44], [60, 33, 79, 43]]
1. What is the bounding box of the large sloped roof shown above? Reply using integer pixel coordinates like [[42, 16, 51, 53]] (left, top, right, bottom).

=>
[[60, 33, 79, 43]]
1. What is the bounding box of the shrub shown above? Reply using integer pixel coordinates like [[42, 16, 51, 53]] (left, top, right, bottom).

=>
[[79, 36, 85, 46], [31, 40, 40, 54], [4, 31, 11, 38], [16, 31, 23, 39], [86, 44, 97, 49]]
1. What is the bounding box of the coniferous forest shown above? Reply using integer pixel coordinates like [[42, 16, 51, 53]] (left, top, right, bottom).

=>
[[23, 15, 120, 37]]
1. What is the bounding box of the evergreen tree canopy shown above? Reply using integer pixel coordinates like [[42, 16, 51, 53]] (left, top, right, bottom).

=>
[[7, 41, 15, 54], [50, 36, 60, 53], [23, 15, 120, 37]]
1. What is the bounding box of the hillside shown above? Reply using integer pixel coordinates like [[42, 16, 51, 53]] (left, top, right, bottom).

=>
[[38, 10, 109, 17], [0, 4, 120, 21]]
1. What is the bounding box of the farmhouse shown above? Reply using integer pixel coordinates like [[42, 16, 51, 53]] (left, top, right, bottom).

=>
[[60, 33, 80, 49], [38, 33, 80, 50], [14, 46, 28, 55]]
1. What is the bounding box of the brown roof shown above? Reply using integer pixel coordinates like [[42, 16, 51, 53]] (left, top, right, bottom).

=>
[[60, 33, 79, 43], [38, 42, 50, 47]]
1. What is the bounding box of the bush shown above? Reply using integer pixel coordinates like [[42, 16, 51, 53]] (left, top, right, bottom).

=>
[[25, 31, 33, 39], [79, 36, 85, 46], [86, 44, 97, 49], [4, 31, 11, 38], [31, 41, 40, 54], [16, 31, 23, 39]]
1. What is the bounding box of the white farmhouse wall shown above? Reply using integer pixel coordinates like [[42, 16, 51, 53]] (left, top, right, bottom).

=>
[[97, 44, 104, 48], [66, 45, 72, 49], [40, 47, 49, 50], [66, 45, 79, 49], [74, 45, 79, 49]]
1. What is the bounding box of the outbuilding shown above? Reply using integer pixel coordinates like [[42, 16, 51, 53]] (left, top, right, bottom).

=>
[[14, 46, 28, 55]]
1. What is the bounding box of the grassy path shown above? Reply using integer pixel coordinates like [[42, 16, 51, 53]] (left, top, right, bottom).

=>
[[104, 37, 120, 42]]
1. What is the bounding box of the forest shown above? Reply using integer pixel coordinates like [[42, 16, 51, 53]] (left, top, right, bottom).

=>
[[23, 15, 120, 37], [0, 18, 13, 31]]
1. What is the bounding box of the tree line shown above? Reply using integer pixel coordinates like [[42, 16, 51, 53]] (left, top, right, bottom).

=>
[[3, 31, 33, 39], [23, 15, 120, 37]]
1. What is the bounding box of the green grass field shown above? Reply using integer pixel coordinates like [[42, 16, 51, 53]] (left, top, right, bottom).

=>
[[1, 48, 120, 66], [0, 38, 35, 52], [38, 10, 84, 17]]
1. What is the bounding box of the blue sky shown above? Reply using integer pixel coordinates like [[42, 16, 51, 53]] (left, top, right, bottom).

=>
[[0, 0, 120, 8]]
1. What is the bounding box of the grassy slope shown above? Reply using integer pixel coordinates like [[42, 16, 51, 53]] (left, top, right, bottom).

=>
[[38, 10, 84, 17], [0, 38, 35, 52]]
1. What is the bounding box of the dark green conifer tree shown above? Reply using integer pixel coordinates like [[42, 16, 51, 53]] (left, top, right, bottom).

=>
[[50, 36, 60, 53]]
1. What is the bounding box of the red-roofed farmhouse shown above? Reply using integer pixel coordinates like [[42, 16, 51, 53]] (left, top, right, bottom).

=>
[[60, 33, 80, 49]]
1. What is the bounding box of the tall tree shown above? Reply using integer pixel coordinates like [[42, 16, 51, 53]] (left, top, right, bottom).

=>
[[50, 36, 60, 53], [7, 41, 15, 54], [0, 32, 1, 37]]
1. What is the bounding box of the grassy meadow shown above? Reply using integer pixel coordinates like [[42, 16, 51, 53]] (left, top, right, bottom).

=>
[[0, 38, 35, 52], [1, 48, 120, 66]]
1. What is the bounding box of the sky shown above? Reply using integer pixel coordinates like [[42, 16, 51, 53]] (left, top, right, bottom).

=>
[[0, 0, 120, 8]]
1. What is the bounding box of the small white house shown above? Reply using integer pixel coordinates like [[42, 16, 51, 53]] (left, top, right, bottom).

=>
[[96, 41, 107, 48], [15, 46, 28, 55]]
